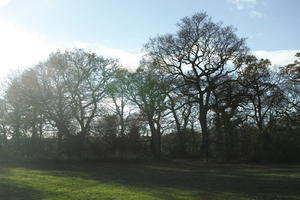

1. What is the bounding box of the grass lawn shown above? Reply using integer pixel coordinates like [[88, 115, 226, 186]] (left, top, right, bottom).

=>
[[0, 160, 299, 200]]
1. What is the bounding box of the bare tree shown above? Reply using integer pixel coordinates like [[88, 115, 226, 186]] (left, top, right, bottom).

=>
[[145, 12, 248, 159], [51, 49, 117, 158], [35, 54, 73, 153]]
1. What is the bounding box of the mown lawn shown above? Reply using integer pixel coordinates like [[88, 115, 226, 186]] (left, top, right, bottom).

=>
[[0, 160, 299, 200]]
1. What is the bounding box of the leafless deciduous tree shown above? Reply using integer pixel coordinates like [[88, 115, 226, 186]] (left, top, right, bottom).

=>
[[145, 12, 248, 159]]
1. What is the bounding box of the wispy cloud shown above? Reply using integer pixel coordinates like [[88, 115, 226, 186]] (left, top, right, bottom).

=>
[[228, 0, 265, 18], [230, 0, 257, 10], [249, 10, 265, 18], [0, 0, 11, 8]]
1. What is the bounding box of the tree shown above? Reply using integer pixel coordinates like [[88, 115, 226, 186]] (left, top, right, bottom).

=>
[[126, 61, 169, 156], [49, 49, 117, 158], [2, 69, 46, 157], [145, 12, 248, 159], [238, 56, 282, 131], [0, 98, 9, 146], [278, 53, 300, 128], [284, 52, 300, 83], [165, 77, 193, 156], [211, 75, 247, 160], [106, 68, 130, 139], [34, 54, 73, 154], [5, 76, 26, 148]]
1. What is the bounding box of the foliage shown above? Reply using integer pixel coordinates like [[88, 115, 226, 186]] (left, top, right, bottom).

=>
[[0, 15, 299, 163]]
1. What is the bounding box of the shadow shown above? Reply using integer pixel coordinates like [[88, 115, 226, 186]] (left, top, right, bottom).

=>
[[0, 182, 43, 200], [2, 160, 300, 200]]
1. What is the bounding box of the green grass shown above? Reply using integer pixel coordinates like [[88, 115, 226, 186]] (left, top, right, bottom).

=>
[[0, 160, 299, 200]]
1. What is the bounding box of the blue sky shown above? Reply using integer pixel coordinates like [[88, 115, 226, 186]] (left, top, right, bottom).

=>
[[0, 0, 299, 77]]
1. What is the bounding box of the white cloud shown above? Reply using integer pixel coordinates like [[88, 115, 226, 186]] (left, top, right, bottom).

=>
[[2, 19, 297, 85], [0, 19, 143, 84], [0, 0, 11, 8], [74, 41, 143, 71], [0, 20, 57, 81], [253, 49, 299, 68]]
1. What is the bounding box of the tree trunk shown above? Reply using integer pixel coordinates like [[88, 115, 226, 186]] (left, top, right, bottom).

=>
[[173, 112, 187, 156], [56, 122, 70, 154], [199, 109, 209, 160], [215, 111, 224, 160], [178, 130, 187, 156], [77, 129, 88, 160], [2, 127, 8, 145], [148, 119, 161, 157]]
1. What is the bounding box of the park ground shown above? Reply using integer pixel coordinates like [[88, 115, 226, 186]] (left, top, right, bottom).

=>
[[0, 160, 299, 200]]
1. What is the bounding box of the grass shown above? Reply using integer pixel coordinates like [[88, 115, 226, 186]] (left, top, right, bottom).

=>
[[0, 160, 299, 200]]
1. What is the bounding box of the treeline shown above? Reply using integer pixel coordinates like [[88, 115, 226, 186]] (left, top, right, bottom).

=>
[[0, 13, 299, 162]]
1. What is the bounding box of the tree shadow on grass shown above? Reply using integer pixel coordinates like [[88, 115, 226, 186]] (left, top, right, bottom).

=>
[[58, 161, 300, 199], [2, 161, 300, 200], [0, 182, 43, 200]]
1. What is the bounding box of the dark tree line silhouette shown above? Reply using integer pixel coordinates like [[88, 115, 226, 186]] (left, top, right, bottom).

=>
[[0, 12, 299, 162]]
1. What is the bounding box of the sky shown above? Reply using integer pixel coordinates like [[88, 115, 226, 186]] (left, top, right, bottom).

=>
[[0, 0, 299, 80]]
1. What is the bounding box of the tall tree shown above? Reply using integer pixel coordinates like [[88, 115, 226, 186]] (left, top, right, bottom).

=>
[[211, 75, 247, 160], [279, 53, 300, 127], [35, 54, 73, 153], [51, 49, 117, 158], [145, 12, 248, 159], [238, 56, 282, 131], [126, 62, 169, 156], [3, 69, 45, 157], [166, 77, 193, 156], [106, 68, 130, 139]]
